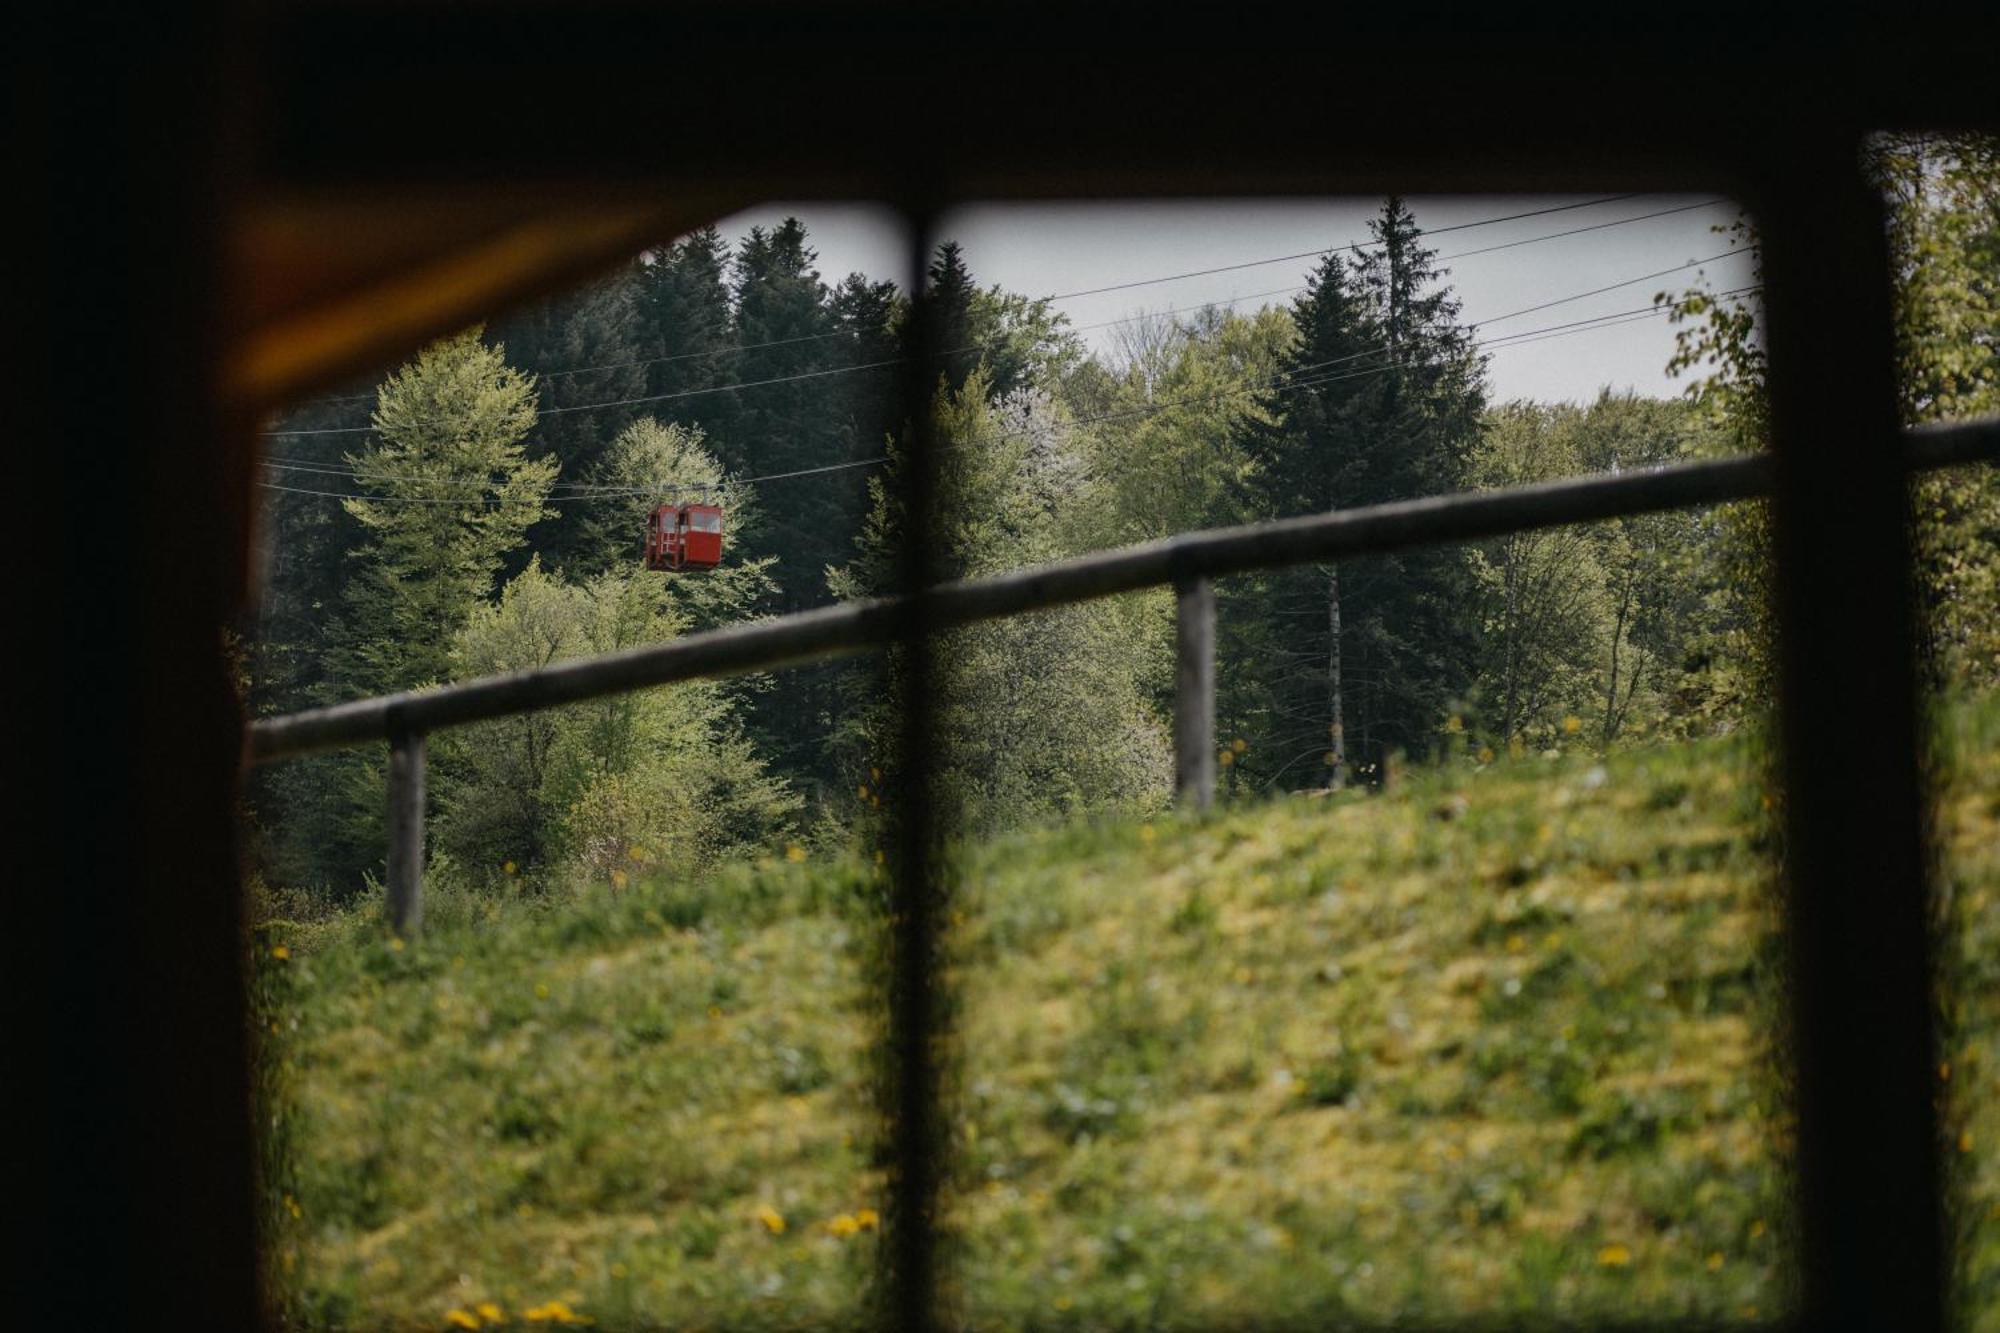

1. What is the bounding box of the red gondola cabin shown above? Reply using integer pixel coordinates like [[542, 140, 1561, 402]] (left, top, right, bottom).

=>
[[644, 501, 725, 571]]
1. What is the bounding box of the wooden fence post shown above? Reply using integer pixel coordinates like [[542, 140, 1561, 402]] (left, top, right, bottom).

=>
[[386, 727, 426, 935], [1174, 576, 1216, 811]]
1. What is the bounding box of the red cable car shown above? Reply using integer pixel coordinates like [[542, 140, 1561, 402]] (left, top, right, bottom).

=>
[[644, 499, 725, 571]]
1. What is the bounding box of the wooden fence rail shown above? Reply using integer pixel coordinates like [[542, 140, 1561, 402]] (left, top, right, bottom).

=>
[[247, 417, 1998, 933]]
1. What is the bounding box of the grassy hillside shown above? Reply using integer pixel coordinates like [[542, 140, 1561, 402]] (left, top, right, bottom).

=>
[[253, 693, 2000, 1331]]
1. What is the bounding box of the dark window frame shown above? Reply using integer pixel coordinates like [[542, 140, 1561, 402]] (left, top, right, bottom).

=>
[[31, 8, 2000, 1328]]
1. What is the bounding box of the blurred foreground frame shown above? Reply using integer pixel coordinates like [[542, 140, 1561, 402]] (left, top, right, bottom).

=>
[[18, 2, 1999, 1329]]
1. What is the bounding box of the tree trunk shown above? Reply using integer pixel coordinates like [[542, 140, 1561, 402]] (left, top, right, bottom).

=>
[[1326, 564, 1345, 790], [1603, 574, 1634, 743], [1500, 537, 1522, 742]]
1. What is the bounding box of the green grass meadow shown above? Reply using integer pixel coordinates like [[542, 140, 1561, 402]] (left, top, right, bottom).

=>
[[252, 693, 2000, 1330]]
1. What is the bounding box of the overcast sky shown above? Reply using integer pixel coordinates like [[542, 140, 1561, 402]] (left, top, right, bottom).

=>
[[715, 194, 1757, 405]]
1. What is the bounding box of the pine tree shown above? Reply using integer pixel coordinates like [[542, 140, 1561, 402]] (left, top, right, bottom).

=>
[[637, 227, 735, 411], [493, 264, 649, 574], [1236, 250, 1380, 790], [725, 220, 845, 586], [829, 273, 905, 474], [923, 240, 980, 395], [918, 240, 1083, 404], [1342, 198, 1487, 768], [1237, 198, 1487, 789]]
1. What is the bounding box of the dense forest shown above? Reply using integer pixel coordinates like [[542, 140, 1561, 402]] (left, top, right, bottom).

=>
[[245, 137, 1998, 903]]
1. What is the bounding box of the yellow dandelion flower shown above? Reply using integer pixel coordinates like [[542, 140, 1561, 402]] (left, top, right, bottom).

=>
[[1596, 1243, 1631, 1267], [1505, 933, 1525, 954], [1562, 715, 1583, 734], [756, 1204, 787, 1235], [870, 767, 882, 782], [1962, 1129, 1976, 1153], [522, 1300, 592, 1324], [873, 850, 886, 866], [855, 1207, 880, 1230], [504, 860, 517, 876], [610, 870, 628, 890], [827, 1214, 861, 1238], [474, 1301, 506, 1323], [785, 844, 807, 863], [535, 982, 550, 1000], [1706, 1252, 1724, 1272], [1219, 750, 1235, 767], [389, 937, 405, 952], [1053, 1295, 1073, 1311], [284, 1194, 302, 1219], [1445, 715, 1465, 734], [1748, 1219, 1766, 1239], [270, 944, 290, 960], [447, 1309, 482, 1330], [1476, 746, 1495, 764], [1232, 737, 1248, 753]]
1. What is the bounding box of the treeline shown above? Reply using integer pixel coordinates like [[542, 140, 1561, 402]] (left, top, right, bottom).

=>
[[248, 151, 1999, 900]]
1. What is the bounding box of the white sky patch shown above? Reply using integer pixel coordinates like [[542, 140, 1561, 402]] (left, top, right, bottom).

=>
[[716, 195, 1756, 407]]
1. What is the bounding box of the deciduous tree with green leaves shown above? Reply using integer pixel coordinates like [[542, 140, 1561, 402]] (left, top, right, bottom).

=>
[[832, 374, 1172, 837], [1873, 132, 2000, 688], [441, 559, 799, 887], [336, 329, 556, 694]]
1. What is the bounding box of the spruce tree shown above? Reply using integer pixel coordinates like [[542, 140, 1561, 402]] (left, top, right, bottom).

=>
[[722, 222, 878, 803], [492, 264, 649, 574], [637, 227, 735, 411], [923, 240, 980, 395], [1238, 198, 1487, 788], [1341, 197, 1487, 769], [726, 219, 843, 585], [630, 227, 738, 545]]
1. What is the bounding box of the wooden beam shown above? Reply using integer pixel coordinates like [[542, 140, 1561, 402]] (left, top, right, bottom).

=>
[[245, 419, 1998, 764], [227, 201, 735, 414]]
